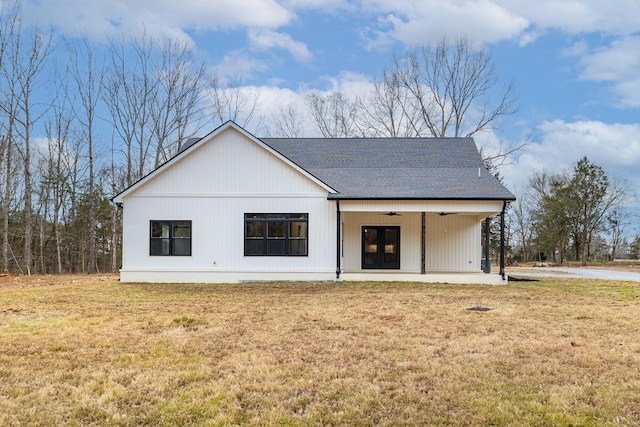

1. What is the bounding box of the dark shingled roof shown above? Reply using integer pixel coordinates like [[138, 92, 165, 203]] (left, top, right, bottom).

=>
[[261, 137, 515, 200]]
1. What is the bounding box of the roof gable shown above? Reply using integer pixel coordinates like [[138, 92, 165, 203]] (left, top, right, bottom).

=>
[[112, 122, 335, 202]]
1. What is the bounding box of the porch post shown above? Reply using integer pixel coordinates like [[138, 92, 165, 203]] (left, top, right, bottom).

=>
[[336, 200, 341, 279], [483, 217, 491, 273], [500, 201, 506, 280], [421, 212, 426, 274]]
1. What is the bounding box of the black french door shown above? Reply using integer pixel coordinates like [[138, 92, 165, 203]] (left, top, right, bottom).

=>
[[362, 226, 400, 269]]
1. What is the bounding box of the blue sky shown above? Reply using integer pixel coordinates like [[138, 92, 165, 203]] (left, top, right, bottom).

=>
[[21, 0, 640, 222]]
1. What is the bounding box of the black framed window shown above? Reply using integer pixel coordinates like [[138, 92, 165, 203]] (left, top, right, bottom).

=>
[[150, 220, 191, 256], [245, 213, 308, 256]]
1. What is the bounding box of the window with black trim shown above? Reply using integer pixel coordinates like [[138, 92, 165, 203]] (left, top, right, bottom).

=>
[[150, 220, 192, 256], [244, 213, 308, 256]]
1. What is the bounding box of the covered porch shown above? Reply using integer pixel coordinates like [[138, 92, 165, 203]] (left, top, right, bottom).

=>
[[334, 200, 508, 285]]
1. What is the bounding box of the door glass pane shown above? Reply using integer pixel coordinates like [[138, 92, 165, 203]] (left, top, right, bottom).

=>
[[364, 228, 377, 253], [363, 228, 377, 266], [384, 228, 398, 265]]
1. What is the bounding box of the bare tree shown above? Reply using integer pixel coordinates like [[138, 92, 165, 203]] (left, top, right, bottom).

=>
[[307, 91, 362, 137], [507, 186, 534, 262], [393, 37, 516, 138], [109, 139, 123, 273], [103, 33, 157, 186], [268, 104, 306, 137], [304, 37, 524, 166], [358, 69, 419, 137], [0, 1, 20, 272], [104, 33, 207, 185], [67, 38, 103, 273], [151, 38, 206, 165], [64, 136, 85, 272], [0, 1, 53, 274], [206, 74, 260, 130], [606, 206, 631, 261], [42, 88, 75, 273]]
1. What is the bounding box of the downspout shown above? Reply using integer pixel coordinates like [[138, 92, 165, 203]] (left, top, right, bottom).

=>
[[484, 217, 491, 273], [336, 200, 341, 280], [421, 212, 426, 274], [500, 201, 506, 280]]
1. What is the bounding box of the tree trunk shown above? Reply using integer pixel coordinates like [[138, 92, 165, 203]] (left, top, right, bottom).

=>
[[23, 129, 32, 275], [581, 221, 589, 266], [87, 139, 96, 274], [2, 145, 10, 272]]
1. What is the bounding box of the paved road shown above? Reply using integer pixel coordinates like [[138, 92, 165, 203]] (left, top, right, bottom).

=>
[[507, 267, 640, 283]]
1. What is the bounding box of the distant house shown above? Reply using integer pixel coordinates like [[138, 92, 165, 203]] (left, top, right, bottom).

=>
[[112, 121, 515, 284]]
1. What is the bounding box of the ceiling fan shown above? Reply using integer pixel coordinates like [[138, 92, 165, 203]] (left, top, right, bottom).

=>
[[439, 212, 458, 216], [381, 211, 402, 216]]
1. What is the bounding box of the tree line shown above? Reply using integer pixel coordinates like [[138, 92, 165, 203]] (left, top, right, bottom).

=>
[[1, 1, 637, 275], [508, 157, 637, 264]]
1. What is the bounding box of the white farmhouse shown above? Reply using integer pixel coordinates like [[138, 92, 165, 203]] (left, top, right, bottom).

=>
[[112, 121, 515, 284]]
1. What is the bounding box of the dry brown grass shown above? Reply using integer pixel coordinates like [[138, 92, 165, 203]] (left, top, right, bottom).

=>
[[1, 274, 639, 426]]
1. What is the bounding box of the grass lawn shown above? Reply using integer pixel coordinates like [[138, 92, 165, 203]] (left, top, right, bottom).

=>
[[1, 276, 639, 426]]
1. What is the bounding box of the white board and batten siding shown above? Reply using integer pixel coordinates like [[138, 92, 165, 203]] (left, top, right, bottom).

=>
[[425, 214, 481, 272], [118, 126, 337, 283]]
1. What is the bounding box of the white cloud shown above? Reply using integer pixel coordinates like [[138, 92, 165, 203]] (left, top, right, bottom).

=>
[[319, 71, 375, 98], [213, 51, 270, 81], [252, 85, 314, 133], [248, 29, 312, 63], [280, 0, 354, 12], [23, 0, 293, 42], [501, 120, 640, 199], [577, 36, 640, 108], [23, 0, 640, 51], [500, 0, 640, 35], [364, 0, 529, 47], [561, 40, 590, 58], [361, 1, 640, 48]]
